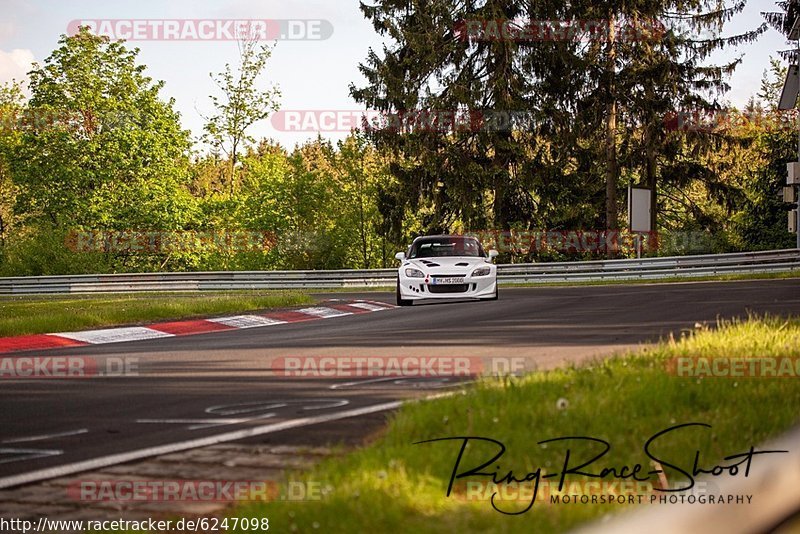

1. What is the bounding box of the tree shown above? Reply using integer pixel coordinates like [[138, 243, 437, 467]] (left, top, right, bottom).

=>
[[351, 0, 538, 235], [726, 52, 796, 250], [758, 57, 787, 106], [334, 133, 392, 268], [203, 39, 281, 196], [4, 27, 195, 274], [0, 82, 24, 250], [527, 0, 763, 246], [352, 0, 764, 257], [622, 1, 764, 234]]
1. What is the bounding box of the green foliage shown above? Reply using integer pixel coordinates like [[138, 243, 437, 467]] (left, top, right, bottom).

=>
[[0, 28, 199, 275], [235, 134, 399, 270], [203, 39, 281, 195], [0, 81, 24, 253], [11, 28, 194, 230], [350, 0, 763, 247], [758, 57, 787, 106], [351, 0, 536, 232], [235, 316, 800, 532], [0, 15, 794, 277], [729, 136, 797, 250], [0, 224, 114, 277], [0, 291, 313, 337], [696, 61, 797, 252]]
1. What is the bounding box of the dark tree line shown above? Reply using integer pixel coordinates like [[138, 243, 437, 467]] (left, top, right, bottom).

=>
[[0, 6, 795, 276], [351, 0, 767, 248]]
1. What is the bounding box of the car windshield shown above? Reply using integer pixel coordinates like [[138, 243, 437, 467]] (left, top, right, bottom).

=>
[[409, 237, 485, 258]]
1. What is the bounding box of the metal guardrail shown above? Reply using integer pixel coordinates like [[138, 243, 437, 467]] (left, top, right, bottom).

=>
[[0, 249, 798, 295]]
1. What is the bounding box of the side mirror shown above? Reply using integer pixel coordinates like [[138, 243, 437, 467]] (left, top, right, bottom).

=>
[[488, 249, 499, 259], [395, 251, 406, 261]]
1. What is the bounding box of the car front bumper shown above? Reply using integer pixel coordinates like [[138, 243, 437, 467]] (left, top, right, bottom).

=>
[[397, 274, 497, 300]]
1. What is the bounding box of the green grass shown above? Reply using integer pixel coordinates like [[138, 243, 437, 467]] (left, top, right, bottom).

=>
[[228, 315, 800, 533], [0, 291, 314, 336]]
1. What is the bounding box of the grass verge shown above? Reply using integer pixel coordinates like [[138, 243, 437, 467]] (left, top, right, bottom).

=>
[[231, 315, 800, 533], [0, 291, 314, 336]]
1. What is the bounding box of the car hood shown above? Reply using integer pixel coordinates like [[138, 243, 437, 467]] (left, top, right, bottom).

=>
[[405, 256, 491, 274]]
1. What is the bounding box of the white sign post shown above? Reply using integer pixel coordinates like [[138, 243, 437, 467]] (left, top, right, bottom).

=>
[[628, 185, 652, 258]]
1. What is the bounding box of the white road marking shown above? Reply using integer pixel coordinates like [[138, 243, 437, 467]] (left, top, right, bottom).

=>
[[51, 327, 173, 344], [330, 377, 404, 389], [207, 315, 287, 329], [300, 399, 350, 410], [207, 402, 290, 416], [0, 400, 403, 489], [138, 399, 351, 431], [19, 300, 392, 351], [137, 413, 275, 431], [297, 307, 352, 318], [137, 418, 270, 425], [0, 448, 62, 465], [205, 399, 350, 416], [2, 429, 88, 444], [358, 300, 397, 309], [330, 377, 453, 390], [348, 302, 390, 312]]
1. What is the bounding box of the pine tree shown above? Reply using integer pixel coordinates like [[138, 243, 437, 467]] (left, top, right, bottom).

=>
[[353, 0, 765, 252], [351, 0, 543, 233]]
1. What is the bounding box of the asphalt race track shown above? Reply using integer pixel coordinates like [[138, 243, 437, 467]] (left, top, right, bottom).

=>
[[1, 279, 798, 488]]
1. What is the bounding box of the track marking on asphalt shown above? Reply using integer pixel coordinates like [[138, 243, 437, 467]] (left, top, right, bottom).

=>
[[0, 299, 398, 355], [0, 448, 62, 465], [2, 429, 88, 444], [0, 400, 402, 489], [297, 307, 353, 318], [205, 399, 350, 415], [207, 315, 287, 329], [348, 302, 393, 312], [330, 377, 456, 390], [137, 414, 276, 431], [137, 399, 351, 431], [329, 377, 399, 389], [51, 327, 173, 345]]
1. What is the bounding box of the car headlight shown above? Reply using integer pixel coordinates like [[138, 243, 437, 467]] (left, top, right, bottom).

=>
[[471, 266, 491, 277], [404, 268, 425, 278]]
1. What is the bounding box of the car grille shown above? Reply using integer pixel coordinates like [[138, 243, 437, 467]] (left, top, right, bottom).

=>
[[428, 284, 469, 294]]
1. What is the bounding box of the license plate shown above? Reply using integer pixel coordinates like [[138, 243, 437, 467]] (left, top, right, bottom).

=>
[[432, 277, 465, 285]]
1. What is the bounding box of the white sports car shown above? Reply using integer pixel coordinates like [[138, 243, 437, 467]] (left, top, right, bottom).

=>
[[395, 235, 499, 306]]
